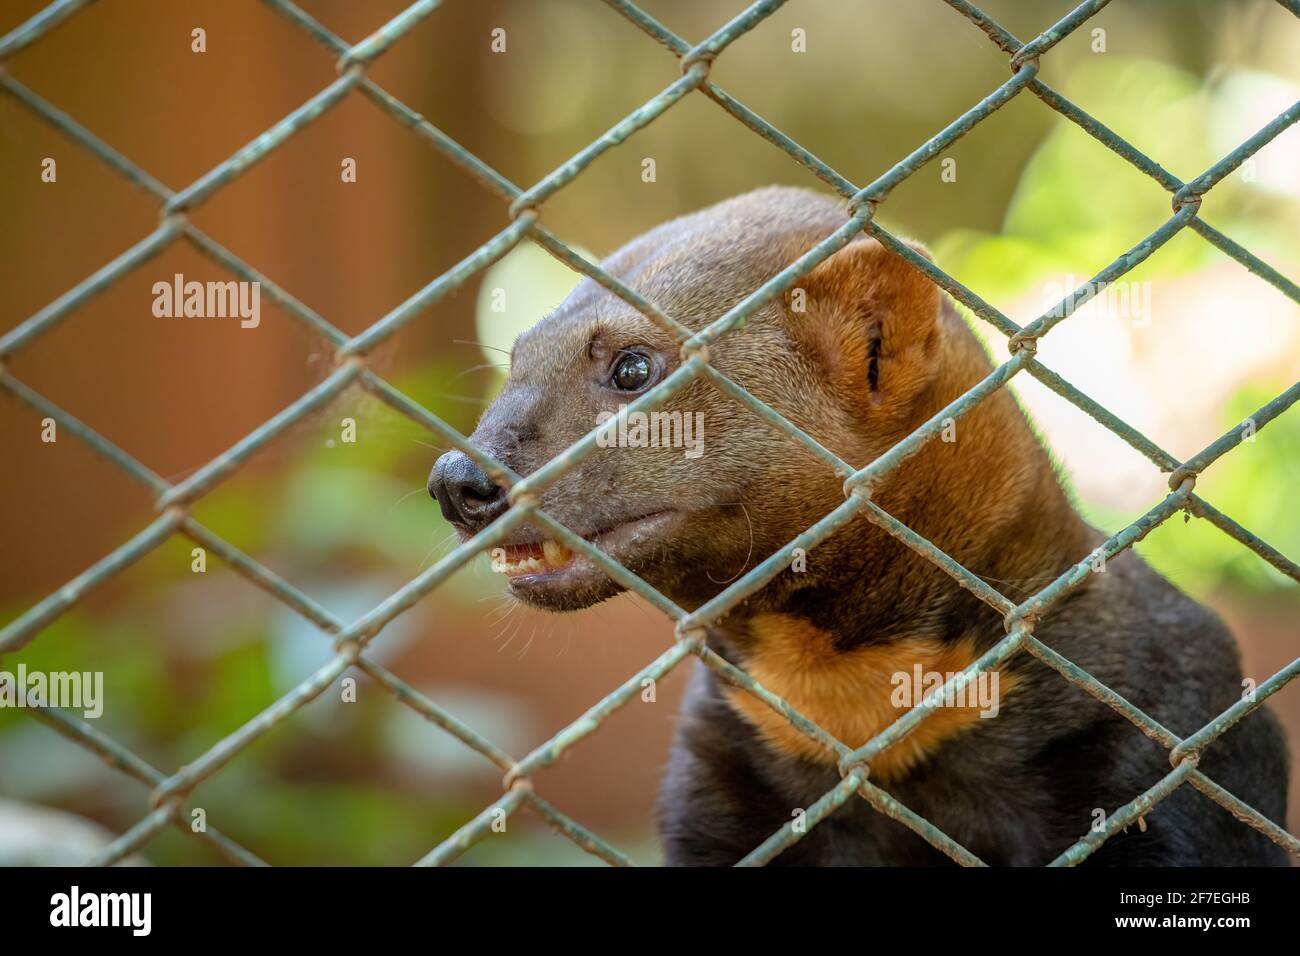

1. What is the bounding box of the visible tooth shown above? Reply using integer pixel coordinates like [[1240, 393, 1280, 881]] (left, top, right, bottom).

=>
[[505, 556, 543, 577], [543, 539, 572, 568]]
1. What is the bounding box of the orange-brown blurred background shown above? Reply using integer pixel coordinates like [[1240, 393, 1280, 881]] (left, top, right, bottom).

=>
[[1, 0, 1297, 864]]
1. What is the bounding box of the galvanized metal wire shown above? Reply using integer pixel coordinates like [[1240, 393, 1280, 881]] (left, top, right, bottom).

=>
[[1, 0, 1298, 867]]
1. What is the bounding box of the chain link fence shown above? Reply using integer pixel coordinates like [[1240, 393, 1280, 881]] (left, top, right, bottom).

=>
[[1, 0, 1298, 866]]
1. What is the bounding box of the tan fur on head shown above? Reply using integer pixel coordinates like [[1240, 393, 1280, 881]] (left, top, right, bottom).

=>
[[453, 185, 1087, 627], [786, 237, 941, 420]]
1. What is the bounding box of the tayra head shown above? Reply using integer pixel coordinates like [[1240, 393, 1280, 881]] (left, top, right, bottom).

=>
[[430, 186, 975, 613]]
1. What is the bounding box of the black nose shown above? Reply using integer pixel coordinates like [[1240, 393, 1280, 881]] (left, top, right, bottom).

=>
[[428, 450, 508, 529]]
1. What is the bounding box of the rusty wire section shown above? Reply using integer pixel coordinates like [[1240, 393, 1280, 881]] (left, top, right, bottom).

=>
[[1, 0, 1298, 867]]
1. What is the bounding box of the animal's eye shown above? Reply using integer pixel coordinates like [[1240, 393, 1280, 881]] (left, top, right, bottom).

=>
[[611, 352, 652, 391]]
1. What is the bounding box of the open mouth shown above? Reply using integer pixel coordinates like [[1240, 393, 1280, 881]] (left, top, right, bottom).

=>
[[489, 511, 678, 603], [493, 539, 575, 577]]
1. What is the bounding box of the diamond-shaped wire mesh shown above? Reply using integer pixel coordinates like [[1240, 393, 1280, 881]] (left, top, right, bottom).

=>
[[1, 0, 1298, 867]]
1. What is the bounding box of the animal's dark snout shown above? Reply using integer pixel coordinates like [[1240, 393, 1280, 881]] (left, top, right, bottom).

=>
[[428, 450, 508, 529]]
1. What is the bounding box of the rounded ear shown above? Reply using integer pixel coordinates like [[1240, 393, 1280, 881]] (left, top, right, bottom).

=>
[[784, 237, 942, 415]]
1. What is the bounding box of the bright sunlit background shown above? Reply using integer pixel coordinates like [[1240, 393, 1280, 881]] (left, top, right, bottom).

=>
[[1, 0, 1297, 864]]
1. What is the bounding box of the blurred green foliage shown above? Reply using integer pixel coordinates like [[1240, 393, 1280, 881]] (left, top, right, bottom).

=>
[[1104, 384, 1300, 597], [2, 7, 1296, 865], [936, 55, 1300, 600]]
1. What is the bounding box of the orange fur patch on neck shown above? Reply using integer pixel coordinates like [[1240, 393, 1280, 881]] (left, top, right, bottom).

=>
[[725, 612, 1013, 781]]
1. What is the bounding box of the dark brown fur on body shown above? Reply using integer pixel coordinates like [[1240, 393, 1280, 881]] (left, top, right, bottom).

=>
[[428, 186, 1289, 866]]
